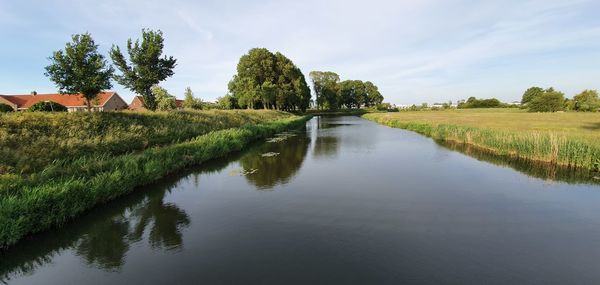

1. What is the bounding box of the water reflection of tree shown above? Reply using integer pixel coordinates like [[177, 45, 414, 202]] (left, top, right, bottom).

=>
[[240, 135, 310, 189], [0, 172, 197, 281], [128, 187, 190, 250], [75, 214, 130, 270], [312, 136, 339, 159]]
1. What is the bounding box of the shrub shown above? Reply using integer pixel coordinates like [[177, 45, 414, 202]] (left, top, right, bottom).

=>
[[0, 104, 13, 112], [572, 90, 599, 112], [28, 101, 68, 112], [528, 91, 565, 112]]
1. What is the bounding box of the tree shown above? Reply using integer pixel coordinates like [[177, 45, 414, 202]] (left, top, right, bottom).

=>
[[216, 94, 238, 109], [183, 87, 203, 110], [151, 85, 176, 111], [228, 48, 310, 111], [528, 90, 565, 112], [364, 81, 383, 107], [228, 48, 276, 109], [309, 71, 340, 110], [521, 86, 545, 104], [110, 29, 177, 111], [45, 33, 113, 112], [28, 101, 68, 112], [572, 90, 599, 112], [273, 52, 311, 111]]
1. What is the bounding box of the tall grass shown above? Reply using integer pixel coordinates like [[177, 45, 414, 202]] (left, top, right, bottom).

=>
[[364, 113, 600, 171], [0, 110, 292, 174], [0, 114, 310, 249]]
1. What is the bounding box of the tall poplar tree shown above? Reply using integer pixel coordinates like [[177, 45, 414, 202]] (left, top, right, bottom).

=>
[[110, 29, 177, 111]]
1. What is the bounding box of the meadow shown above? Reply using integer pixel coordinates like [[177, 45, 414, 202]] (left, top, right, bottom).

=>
[[0, 110, 292, 175], [0, 110, 309, 248], [364, 108, 600, 171]]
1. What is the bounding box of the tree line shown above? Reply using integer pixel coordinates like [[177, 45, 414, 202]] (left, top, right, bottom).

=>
[[521, 87, 599, 112], [15, 32, 384, 113], [309, 71, 383, 110]]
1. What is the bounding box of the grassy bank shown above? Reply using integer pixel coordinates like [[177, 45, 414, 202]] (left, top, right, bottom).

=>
[[364, 109, 600, 171], [0, 112, 309, 248], [0, 110, 292, 175]]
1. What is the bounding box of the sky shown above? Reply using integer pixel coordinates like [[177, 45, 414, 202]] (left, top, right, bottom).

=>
[[1, 0, 599, 105]]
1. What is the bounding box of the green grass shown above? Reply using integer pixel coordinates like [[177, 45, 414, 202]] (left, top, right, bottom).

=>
[[0, 111, 309, 249], [364, 109, 600, 170], [0, 110, 292, 175]]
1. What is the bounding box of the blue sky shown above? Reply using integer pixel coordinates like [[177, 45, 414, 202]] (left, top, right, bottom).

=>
[[1, 0, 599, 105]]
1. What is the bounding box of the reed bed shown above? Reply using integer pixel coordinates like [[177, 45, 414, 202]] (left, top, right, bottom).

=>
[[364, 111, 600, 171]]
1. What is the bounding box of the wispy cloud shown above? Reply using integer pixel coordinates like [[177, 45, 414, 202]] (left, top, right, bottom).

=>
[[0, 0, 599, 104]]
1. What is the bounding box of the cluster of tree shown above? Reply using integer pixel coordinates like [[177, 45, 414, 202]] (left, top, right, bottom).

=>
[[45, 30, 177, 112], [521, 87, 599, 112], [309, 71, 383, 110], [227, 48, 311, 111], [457, 97, 503, 108]]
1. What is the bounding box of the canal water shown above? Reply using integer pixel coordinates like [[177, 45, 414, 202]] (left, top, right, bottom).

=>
[[2, 116, 600, 284]]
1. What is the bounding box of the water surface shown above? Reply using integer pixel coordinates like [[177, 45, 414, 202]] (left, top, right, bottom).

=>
[[3, 116, 600, 285]]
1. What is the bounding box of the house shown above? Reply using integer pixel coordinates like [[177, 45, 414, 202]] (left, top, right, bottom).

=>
[[0, 92, 128, 112], [129, 96, 184, 111]]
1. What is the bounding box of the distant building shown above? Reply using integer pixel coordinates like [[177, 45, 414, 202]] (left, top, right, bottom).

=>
[[0, 92, 128, 112], [507, 101, 522, 106], [129, 96, 184, 111]]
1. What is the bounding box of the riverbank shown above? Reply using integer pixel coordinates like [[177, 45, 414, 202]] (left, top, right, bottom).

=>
[[363, 109, 600, 171], [0, 111, 310, 248]]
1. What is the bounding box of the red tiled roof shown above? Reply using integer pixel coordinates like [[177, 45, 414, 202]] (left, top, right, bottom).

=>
[[0, 95, 31, 106], [175, 99, 184, 108], [0, 92, 117, 109]]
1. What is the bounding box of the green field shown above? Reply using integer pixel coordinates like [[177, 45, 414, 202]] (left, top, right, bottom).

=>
[[364, 109, 600, 170], [0, 110, 308, 248]]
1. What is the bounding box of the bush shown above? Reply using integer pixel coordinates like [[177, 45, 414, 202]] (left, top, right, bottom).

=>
[[458, 97, 502, 108], [572, 90, 599, 112], [376, 103, 398, 112], [0, 104, 13, 113], [28, 101, 68, 112], [528, 91, 565, 112]]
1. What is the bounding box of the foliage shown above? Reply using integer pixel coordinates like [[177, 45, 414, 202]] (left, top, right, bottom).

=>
[[521, 86, 545, 104], [27, 101, 68, 112], [458, 97, 502, 108], [528, 90, 565, 112], [0, 110, 292, 175], [110, 29, 177, 111], [228, 48, 311, 111], [309, 72, 383, 111], [151, 85, 176, 111], [0, 115, 310, 248], [309, 71, 340, 110], [572, 90, 599, 112], [183, 87, 203, 110], [376, 103, 399, 112], [0, 104, 13, 113], [45, 33, 113, 112], [216, 94, 238, 110], [365, 110, 600, 171]]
